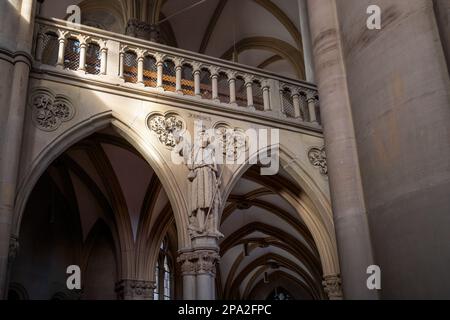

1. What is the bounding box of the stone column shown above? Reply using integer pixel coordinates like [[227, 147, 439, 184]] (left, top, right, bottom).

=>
[[307, 0, 377, 299], [262, 81, 271, 111], [100, 45, 108, 75], [56, 35, 66, 68], [433, 0, 450, 74], [334, 0, 450, 299], [118, 51, 125, 79], [115, 279, 156, 300], [211, 70, 219, 102], [137, 54, 144, 84], [177, 251, 197, 300], [195, 249, 219, 300], [0, 0, 36, 299], [245, 76, 254, 108], [228, 74, 237, 105], [292, 92, 303, 120], [78, 40, 87, 71], [156, 59, 164, 89], [175, 61, 183, 94], [306, 91, 318, 123], [298, 0, 315, 82], [193, 66, 201, 97]]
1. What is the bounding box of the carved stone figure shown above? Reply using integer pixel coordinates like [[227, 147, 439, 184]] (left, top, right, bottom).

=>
[[182, 127, 223, 238], [308, 146, 328, 175]]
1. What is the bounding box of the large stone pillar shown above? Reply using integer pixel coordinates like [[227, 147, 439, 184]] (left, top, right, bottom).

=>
[[298, 0, 315, 82], [433, 0, 450, 74], [334, 0, 450, 299], [307, 0, 377, 299], [0, 0, 36, 299]]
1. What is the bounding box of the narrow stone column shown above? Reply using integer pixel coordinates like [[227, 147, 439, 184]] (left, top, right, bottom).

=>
[[56, 36, 66, 68], [228, 73, 237, 105], [156, 59, 164, 89], [115, 280, 156, 300], [262, 82, 271, 111], [175, 63, 183, 93], [177, 251, 197, 300], [298, 0, 315, 82], [78, 40, 87, 71], [245, 77, 254, 108], [195, 249, 219, 300], [292, 92, 303, 120], [118, 51, 124, 79], [306, 91, 317, 123], [35, 32, 44, 62], [211, 71, 219, 102], [193, 67, 201, 97], [137, 55, 144, 84], [100, 46, 108, 75], [307, 0, 377, 299]]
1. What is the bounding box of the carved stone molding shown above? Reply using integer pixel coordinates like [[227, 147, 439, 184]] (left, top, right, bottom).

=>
[[308, 146, 327, 175], [115, 279, 156, 300], [147, 112, 184, 148], [322, 274, 343, 300], [177, 250, 220, 276], [29, 88, 75, 132]]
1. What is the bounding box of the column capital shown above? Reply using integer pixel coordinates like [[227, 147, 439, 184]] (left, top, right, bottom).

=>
[[57, 30, 68, 41], [177, 249, 220, 276], [115, 279, 156, 300], [322, 274, 343, 300], [209, 66, 220, 77], [192, 62, 202, 73], [174, 57, 184, 68], [77, 35, 90, 46], [226, 70, 238, 81]]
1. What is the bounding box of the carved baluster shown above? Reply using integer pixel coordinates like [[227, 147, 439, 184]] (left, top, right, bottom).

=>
[[78, 36, 88, 71], [307, 90, 318, 123], [193, 63, 201, 97], [262, 80, 271, 111], [211, 67, 220, 102], [119, 49, 125, 79], [56, 31, 67, 68], [137, 50, 145, 84], [175, 58, 183, 94], [35, 31, 45, 62], [292, 90, 303, 120], [100, 42, 108, 75], [244, 75, 254, 108], [227, 71, 237, 105], [156, 54, 165, 89]]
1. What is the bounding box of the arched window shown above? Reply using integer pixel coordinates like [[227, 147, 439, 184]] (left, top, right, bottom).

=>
[[154, 237, 173, 300], [162, 60, 176, 92], [253, 80, 264, 111], [218, 72, 229, 103], [143, 55, 157, 87]]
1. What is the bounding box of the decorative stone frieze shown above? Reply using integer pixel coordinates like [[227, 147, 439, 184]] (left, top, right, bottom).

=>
[[308, 146, 327, 175], [29, 89, 75, 132]]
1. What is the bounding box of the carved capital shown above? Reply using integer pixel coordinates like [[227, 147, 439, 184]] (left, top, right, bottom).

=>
[[196, 250, 220, 275], [322, 275, 343, 300], [177, 252, 198, 276], [115, 279, 156, 300]]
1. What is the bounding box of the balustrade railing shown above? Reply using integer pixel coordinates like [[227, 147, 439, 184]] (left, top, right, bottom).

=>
[[33, 17, 321, 128]]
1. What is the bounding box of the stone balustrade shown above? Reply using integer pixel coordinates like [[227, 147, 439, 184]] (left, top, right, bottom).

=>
[[33, 17, 321, 129]]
